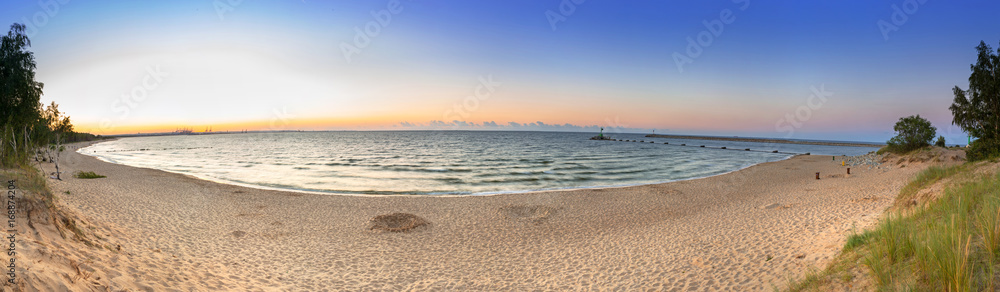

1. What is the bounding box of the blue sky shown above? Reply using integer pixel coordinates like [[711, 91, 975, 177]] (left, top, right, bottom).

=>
[[1, 0, 998, 143]]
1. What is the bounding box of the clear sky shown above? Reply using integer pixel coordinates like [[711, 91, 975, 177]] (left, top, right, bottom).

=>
[[2, 0, 998, 143]]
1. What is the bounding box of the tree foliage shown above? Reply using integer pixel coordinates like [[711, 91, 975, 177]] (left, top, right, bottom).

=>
[[1, 23, 43, 128], [935, 136, 946, 148], [1, 23, 95, 167], [951, 41, 1000, 160], [886, 115, 936, 154]]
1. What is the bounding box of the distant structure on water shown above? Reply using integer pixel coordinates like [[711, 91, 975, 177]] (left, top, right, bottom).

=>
[[590, 127, 612, 140]]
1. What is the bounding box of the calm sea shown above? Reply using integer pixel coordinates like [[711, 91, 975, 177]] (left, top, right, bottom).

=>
[[79, 131, 880, 195]]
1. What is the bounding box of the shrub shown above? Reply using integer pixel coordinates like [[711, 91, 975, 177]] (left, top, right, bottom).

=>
[[74, 171, 106, 179], [935, 136, 946, 147], [967, 138, 1000, 161], [885, 115, 937, 154]]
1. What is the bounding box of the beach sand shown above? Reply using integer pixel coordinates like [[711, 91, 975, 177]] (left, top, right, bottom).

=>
[[12, 141, 942, 291]]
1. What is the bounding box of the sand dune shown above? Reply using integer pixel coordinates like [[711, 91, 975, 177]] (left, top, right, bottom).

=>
[[10, 141, 939, 290]]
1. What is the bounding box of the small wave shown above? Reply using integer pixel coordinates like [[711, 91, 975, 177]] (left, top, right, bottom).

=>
[[480, 177, 556, 183], [516, 158, 555, 164], [604, 169, 645, 175], [552, 165, 592, 171], [381, 166, 472, 173], [429, 168, 472, 173], [507, 170, 560, 175], [434, 177, 463, 184]]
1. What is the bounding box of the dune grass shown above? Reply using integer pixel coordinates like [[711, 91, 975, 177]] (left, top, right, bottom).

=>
[[3, 165, 99, 248], [895, 164, 969, 207], [2, 164, 55, 206], [787, 163, 1000, 291], [74, 171, 106, 179]]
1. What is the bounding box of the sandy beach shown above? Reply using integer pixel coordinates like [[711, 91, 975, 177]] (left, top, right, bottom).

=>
[[14, 141, 937, 291]]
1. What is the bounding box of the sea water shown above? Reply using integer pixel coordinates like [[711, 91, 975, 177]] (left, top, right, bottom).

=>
[[79, 131, 880, 195]]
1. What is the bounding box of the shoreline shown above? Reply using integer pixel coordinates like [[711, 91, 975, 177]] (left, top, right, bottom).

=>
[[76, 139, 798, 198], [644, 134, 886, 148], [42, 140, 925, 290]]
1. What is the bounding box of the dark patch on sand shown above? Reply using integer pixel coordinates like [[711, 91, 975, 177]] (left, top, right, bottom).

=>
[[367, 213, 430, 232]]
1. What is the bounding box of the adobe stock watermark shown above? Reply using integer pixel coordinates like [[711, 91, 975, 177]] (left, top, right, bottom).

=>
[[937, 124, 966, 147], [340, 0, 409, 64], [775, 84, 833, 138], [603, 116, 629, 134], [877, 0, 929, 41], [19, 0, 71, 38], [99, 65, 169, 133], [672, 0, 750, 73], [268, 106, 297, 130], [441, 75, 502, 127], [545, 0, 587, 32], [214, 0, 245, 21]]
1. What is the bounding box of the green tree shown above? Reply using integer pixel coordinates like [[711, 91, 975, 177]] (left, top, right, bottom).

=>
[[951, 41, 1000, 160], [39, 102, 73, 141], [886, 115, 936, 153], [1, 23, 46, 166], [935, 136, 946, 147], [0, 23, 56, 167], [1, 23, 98, 168], [1, 23, 44, 128]]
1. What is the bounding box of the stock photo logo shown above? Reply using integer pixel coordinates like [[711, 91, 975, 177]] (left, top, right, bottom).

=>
[[545, 0, 588, 31], [269, 106, 297, 130], [672, 0, 750, 73], [441, 75, 501, 125], [877, 0, 930, 41], [214, 0, 246, 21], [18, 0, 69, 37], [774, 84, 833, 139], [340, 0, 410, 63], [99, 65, 168, 133]]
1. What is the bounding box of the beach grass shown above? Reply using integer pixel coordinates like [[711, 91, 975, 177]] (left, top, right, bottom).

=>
[[786, 163, 1000, 291], [74, 171, 106, 179], [3, 165, 98, 246], [842, 229, 874, 252], [2, 164, 55, 208], [894, 164, 969, 208]]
